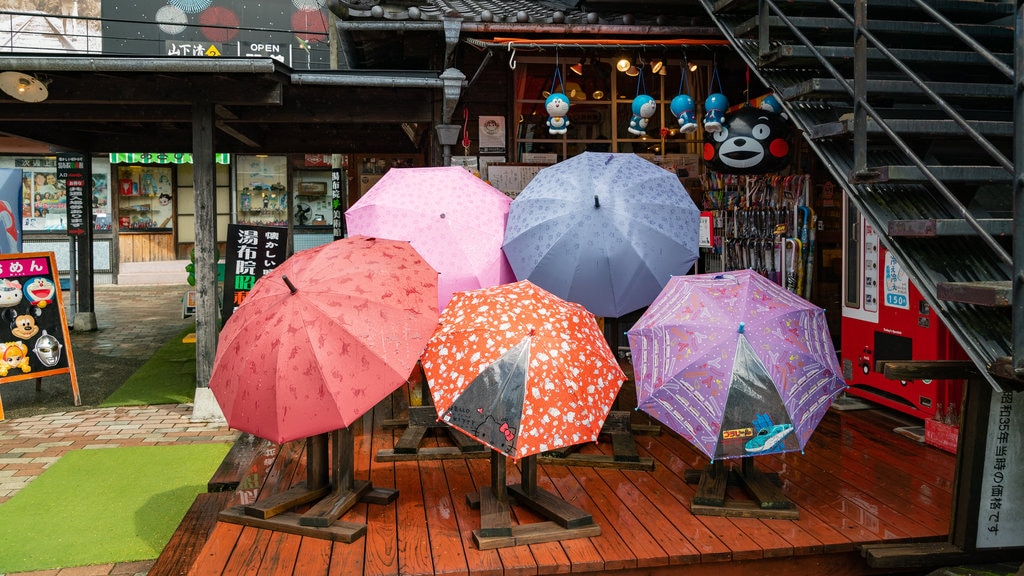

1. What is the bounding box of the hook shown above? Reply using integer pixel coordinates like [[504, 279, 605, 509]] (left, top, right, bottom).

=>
[[508, 42, 517, 70]]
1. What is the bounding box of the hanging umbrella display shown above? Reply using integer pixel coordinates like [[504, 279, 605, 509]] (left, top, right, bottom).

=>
[[209, 235, 438, 539], [627, 268, 846, 462], [346, 166, 515, 312], [421, 279, 624, 548], [502, 151, 700, 318]]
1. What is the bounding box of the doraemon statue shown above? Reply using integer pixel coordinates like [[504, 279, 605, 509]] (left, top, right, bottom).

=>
[[545, 92, 571, 135], [670, 94, 697, 134], [703, 104, 792, 174], [703, 93, 729, 133], [627, 94, 656, 135]]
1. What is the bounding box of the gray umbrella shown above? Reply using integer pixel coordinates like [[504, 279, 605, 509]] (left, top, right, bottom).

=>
[[501, 152, 700, 318]]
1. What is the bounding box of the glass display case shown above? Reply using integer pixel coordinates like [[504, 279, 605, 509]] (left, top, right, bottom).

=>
[[236, 155, 288, 227], [117, 165, 174, 231]]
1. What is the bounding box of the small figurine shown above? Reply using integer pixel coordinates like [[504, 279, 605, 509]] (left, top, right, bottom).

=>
[[703, 92, 729, 133], [670, 94, 698, 134], [627, 95, 657, 136], [545, 92, 571, 135]]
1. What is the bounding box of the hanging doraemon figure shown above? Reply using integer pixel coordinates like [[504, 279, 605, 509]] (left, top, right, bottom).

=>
[[703, 103, 792, 174], [628, 94, 656, 135], [670, 94, 697, 134], [545, 92, 571, 135], [703, 92, 728, 134]]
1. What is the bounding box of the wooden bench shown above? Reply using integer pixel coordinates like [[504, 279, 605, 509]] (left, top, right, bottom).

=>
[[207, 433, 275, 492]]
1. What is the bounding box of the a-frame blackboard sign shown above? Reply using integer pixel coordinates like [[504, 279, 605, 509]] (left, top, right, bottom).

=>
[[0, 252, 79, 420]]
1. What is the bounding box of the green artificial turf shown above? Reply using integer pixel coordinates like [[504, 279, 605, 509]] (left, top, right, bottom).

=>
[[0, 443, 231, 573], [101, 325, 198, 407]]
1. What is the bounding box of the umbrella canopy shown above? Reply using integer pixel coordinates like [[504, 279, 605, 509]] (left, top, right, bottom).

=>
[[421, 280, 626, 460], [209, 235, 439, 444], [627, 269, 846, 461], [345, 166, 515, 311], [502, 151, 700, 318]]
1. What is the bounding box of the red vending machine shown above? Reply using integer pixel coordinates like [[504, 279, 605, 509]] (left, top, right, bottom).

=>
[[841, 200, 964, 420]]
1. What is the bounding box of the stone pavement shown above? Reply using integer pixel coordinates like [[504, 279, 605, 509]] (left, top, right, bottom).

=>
[[0, 283, 240, 576]]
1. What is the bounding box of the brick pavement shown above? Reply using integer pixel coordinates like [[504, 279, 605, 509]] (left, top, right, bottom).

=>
[[0, 284, 240, 576]]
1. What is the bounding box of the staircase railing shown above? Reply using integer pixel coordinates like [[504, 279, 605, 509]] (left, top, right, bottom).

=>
[[750, 0, 1011, 266], [701, 0, 1023, 386]]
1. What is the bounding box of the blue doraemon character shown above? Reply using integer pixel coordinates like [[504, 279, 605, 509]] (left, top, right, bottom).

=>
[[545, 92, 571, 135], [627, 95, 656, 135], [703, 92, 729, 133], [670, 94, 697, 134]]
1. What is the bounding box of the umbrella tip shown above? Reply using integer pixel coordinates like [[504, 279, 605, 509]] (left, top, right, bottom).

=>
[[738, 322, 745, 334], [594, 195, 600, 209], [282, 275, 298, 294]]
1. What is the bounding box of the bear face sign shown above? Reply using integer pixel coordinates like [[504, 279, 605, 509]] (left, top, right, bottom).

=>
[[703, 105, 792, 174]]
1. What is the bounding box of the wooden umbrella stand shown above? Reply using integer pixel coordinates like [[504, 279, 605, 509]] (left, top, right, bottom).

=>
[[218, 428, 399, 542], [684, 457, 799, 520], [467, 451, 601, 550]]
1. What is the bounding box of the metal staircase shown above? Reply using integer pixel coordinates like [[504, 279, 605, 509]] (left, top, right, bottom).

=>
[[696, 0, 1020, 393]]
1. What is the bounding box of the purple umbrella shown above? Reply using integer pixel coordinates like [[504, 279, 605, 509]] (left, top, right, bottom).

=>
[[627, 269, 846, 461]]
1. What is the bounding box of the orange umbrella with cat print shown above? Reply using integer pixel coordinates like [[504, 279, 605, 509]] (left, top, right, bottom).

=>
[[421, 280, 626, 460]]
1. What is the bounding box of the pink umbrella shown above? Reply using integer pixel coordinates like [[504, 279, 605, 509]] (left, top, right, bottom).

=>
[[345, 166, 515, 311]]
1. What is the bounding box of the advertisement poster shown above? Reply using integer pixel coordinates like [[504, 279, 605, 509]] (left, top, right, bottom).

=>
[[478, 116, 506, 154], [58, 153, 90, 236], [221, 224, 288, 325], [0, 169, 23, 254], [18, 157, 66, 232], [0, 252, 79, 420]]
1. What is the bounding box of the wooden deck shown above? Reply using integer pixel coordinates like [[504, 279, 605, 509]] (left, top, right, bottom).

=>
[[168, 385, 955, 576]]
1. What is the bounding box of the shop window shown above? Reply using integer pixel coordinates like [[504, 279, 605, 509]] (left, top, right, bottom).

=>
[[117, 165, 174, 230], [512, 56, 709, 163], [236, 155, 288, 227]]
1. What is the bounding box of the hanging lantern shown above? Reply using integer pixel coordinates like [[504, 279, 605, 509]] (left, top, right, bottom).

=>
[[670, 58, 698, 134]]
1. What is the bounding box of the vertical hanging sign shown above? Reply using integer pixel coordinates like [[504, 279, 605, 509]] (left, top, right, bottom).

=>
[[221, 224, 288, 326], [58, 153, 89, 236], [0, 252, 79, 420], [332, 168, 345, 240]]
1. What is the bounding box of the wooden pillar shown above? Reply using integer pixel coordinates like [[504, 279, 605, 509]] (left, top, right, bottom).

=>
[[192, 97, 217, 389]]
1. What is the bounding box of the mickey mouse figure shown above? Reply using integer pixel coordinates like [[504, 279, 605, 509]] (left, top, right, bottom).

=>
[[545, 92, 571, 135], [628, 94, 657, 135], [6, 305, 42, 340]]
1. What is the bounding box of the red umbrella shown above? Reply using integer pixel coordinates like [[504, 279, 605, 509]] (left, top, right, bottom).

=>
[[210, 235, 438, 445], [422, 280, 625, 460]]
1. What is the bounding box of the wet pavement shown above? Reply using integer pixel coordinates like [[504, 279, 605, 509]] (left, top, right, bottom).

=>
[[0, 283, 239, 576]]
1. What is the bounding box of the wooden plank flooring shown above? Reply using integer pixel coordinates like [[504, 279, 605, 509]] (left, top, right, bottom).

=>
[[176, 386, 954, 576]]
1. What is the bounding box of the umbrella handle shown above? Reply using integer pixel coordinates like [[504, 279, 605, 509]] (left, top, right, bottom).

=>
[[282, 275, 297, 294]]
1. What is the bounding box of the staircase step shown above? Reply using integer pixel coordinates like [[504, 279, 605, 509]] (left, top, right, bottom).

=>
[[869, 165, 1010, 184], [762, 44, 1012, 69], [936, 281, 1010, 307], [808, 118, 1013, 140], [712, 0, 1014, 22], [887, 218, 1013, 237], [118, 260, 190, 286], [779, 78, 1012, 101], [732, 16, 1010, 43]]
